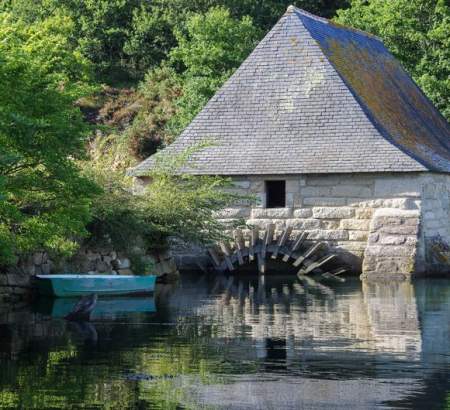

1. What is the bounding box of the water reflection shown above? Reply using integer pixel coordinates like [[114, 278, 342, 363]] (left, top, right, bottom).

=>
[[0, 275, 449, 409]]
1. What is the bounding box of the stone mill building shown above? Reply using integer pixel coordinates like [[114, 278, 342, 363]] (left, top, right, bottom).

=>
[[130, 6, 450, 279]]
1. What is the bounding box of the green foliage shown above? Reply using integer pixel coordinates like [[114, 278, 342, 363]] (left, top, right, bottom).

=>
[[335, 0, 450, 120], [86, 144, 250, 258], [83, 168, 164, 261], [142, 143, 251, 245], [0, 13, 99, 266], [167, 7, 262, 136], [2, 0, 447, 269], [2, 0, 349, 83], [128, 64, 182, 156]]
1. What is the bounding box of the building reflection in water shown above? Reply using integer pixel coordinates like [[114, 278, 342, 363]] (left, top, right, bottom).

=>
[[1, 275, 450, 409], [164, 275, 450, 409], [187, 275, 424, 363]]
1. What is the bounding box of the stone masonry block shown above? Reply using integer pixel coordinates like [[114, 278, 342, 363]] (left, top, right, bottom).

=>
[[303, 197, 347, 206], [355, 208, 374, 219], [286, 193, 295, 207], [364, 245, 416, 258], [373, 177, 421, 198], [293, 208, 313, 218], [377, 225, 419, 235], [306, 176, 344, 186], [252, 208, 292, 219], [312, 207, 355, 219], [286, 219, 321, 229], [233, 180, 250, 189], [335, 241, 367, 251], [286, 180, 300, 193], [348, 198, 419, 210], [331, 185, 372, 198], [300, 187, 332, 197], [249, 180, 264, 193], [349, 231, 369, 241], [380, 235, 407, 245], [340, 219, 370, 230], [215, 208, 251, 218], [320, 220, 341, 229], [307, 229, 349, 241]]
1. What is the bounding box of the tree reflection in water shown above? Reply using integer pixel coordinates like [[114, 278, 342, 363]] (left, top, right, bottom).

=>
[[0, 275, 449, 409]]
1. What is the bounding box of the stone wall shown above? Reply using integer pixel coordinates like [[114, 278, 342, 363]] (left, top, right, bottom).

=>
[[0, 248, 179, 301], [208, 172, 450, 278]]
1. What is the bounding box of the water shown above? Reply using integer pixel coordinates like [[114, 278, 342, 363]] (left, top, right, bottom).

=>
[[1, 274, 450, 409]]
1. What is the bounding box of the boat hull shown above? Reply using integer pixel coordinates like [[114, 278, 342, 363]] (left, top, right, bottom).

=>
[[35, 274, 157, 297]]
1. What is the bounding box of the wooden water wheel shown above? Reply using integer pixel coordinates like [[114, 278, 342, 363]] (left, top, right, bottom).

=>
[[208, 224, 346, 282]]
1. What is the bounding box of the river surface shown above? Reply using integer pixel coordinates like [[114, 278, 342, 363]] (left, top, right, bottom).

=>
[[0, 274, 450, 409]]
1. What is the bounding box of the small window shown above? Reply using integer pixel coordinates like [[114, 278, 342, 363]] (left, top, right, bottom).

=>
[[266, 180, 286, 208]]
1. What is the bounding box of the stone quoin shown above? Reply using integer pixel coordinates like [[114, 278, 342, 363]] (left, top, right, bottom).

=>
[[130, 6, 450, 279]]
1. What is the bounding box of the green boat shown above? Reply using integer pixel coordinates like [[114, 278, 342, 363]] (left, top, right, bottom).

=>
[[35, 274, 157, 297]]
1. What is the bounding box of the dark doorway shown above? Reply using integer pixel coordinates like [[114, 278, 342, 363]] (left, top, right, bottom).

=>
[[266, 180, 286, 208]]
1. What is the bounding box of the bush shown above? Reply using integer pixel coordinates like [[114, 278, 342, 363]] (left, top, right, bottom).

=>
[[85, 144, 252, 260]]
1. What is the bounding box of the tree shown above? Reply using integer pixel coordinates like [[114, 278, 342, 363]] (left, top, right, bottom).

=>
[[335, 0, 450, 120], [2, 0, 350, 83], [166, 6, 262, 137], [0, 14, 98, 266]]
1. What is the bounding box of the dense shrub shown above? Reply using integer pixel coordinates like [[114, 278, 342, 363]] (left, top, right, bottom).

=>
[[85, 145, 251, 258]]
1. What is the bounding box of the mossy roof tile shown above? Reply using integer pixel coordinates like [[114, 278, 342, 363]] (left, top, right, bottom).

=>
[[130, 6, 450, 176]]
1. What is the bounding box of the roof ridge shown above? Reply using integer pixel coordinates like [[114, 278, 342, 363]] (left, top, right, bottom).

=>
[[130, 6, 450, 177], [285, 5, 384, 42]]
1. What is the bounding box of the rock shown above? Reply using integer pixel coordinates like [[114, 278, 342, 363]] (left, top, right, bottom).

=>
[[86, 250, 100, 261], [102, 255, 113, 264], [33, 252, 44, 266], [7, 273, 31, 287], [96, 260, 110, 273], [117, 258, 131, 269], [18, 263, 35, 276], [41, 262, 51, 275]]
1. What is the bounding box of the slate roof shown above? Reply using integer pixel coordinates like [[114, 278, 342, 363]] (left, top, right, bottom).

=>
[[130, 6, 450, 176]]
